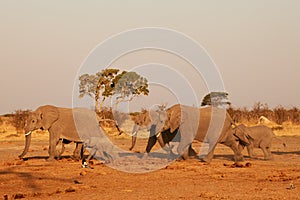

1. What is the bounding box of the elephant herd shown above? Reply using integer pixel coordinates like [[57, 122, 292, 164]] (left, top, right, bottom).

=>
[[18, 104, 285, 164]]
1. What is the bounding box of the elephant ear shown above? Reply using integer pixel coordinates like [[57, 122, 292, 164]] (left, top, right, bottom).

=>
[[169, 109, 182, 133], [233, 124, 251, 146], [37, 105, 59, 130]]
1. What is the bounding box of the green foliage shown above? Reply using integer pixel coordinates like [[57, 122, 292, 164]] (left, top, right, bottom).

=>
[[78, 69, 149, 112], [114, 71, 149, 103], [78, 74, 98, 98], [79, 69, 119, 112], [201, 92, 231, 107]]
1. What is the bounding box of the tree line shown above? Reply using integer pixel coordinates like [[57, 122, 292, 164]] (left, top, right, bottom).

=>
[[227, 102, 300, 125]]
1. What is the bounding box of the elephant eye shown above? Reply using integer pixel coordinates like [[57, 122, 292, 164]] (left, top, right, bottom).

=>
[[32, 120, 35, 123]]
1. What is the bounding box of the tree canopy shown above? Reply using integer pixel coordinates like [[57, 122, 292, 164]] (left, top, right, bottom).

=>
[[79, 69, 149, 112], [201, 92, 231, 107]]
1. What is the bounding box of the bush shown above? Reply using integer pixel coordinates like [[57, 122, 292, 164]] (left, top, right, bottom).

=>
[[228, 102, 300, 125], [12, 109, 31, 133]]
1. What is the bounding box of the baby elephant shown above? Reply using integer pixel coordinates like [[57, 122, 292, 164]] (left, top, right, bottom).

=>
[[82, 137, 119, 164], [235, 124, 285, 160]]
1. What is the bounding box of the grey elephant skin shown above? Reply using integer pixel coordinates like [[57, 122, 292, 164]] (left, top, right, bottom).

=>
[[19, 105, 100, 160], [236, 124, 285, 160], [161, 104, 249, 162], [129, 108, 168, 152]]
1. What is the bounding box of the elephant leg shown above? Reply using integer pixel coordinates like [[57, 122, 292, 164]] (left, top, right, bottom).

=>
[[237, 143, 245, 153], [56, 140, 65, 159], [129, 132, 137, 151], [48, 133, 60, 161], [224, 140, 244, 162], [177, 127, 195, 159], [201, 144, 217, 163], [188, 145, 197, 157], [86, 148, 96, 162], [266, 147, 273, 160], [260, 144, 273, 160], [246, 144, 256, 158], [177, 141, 191, 160], [145, 125, 158, 153], [181, 145, 197, 160], [146, 135, 157, 153], [73, 142, 83, 160], [129, 124, 140, 151]]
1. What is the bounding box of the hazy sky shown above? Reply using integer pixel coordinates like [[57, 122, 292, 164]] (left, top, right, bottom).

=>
[[1, 0, 299, 114]]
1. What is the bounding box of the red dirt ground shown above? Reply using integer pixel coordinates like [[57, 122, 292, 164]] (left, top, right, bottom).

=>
[[1, 133, 300, 200]]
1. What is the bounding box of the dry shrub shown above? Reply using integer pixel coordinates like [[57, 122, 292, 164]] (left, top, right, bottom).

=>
[[228, 102, 300, 125], [11, 109, 30, 133]]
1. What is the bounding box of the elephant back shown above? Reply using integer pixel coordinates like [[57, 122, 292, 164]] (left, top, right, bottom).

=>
[[196, 106, 230, 142]]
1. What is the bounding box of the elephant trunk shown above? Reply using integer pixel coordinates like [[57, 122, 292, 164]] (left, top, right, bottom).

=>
[[129, 124, 138, 151], [19, 131, 32, 158]]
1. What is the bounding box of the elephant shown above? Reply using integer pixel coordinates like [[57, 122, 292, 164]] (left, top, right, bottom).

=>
[[130, 106, 197, 158], [82, 136, 119, 164], [18, 105, 110, 161], [59, 138, 83, 160], [160, 104, 250, 163], [129, 109, 152, 151], [129, 106, 168, 152], [235, 124, 286, 160]]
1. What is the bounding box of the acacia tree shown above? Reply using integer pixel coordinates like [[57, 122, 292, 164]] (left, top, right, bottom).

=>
[[113, 71, 149, 108], [79, 69, 119, 112], [201, 92, 231, 107], [79, 69, 149, 112]]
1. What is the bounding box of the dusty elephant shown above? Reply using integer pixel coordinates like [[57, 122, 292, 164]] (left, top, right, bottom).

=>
[[235, 124, 286, 160], [129, 106, 168, 152], [19, 105, 104, 161], [160, 104, 250, 162], [130, 106, 197, 157], [59, 138, 83, 159]]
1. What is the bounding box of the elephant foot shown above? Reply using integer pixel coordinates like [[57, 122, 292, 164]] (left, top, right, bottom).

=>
[[176, 157, 185, 162], [233, 153, 244, 162], [70, 156, 81, 161], [264, 156, 274, 161], [200, 158, 212, 163], [142, 153, 149, 159], [248, 155, 259, 160], [46, 157, 56, 162]]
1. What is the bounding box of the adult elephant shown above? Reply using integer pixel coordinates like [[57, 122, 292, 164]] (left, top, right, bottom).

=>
[[19, 105, 100, 161], [129, 106, 167, 152], [160, 104, 250, 162], [130, 106, 197, 157]]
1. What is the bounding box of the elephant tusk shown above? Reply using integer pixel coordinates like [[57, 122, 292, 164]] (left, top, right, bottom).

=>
[[156, 132, 161, 138], [25, 131, 32, 136]]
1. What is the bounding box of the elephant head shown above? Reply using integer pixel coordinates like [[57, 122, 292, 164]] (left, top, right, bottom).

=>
[[129, 105, 167, 151], [19, 105, 59, 158], [130, 109, 151, 128], [232, 124, 251, 146]]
